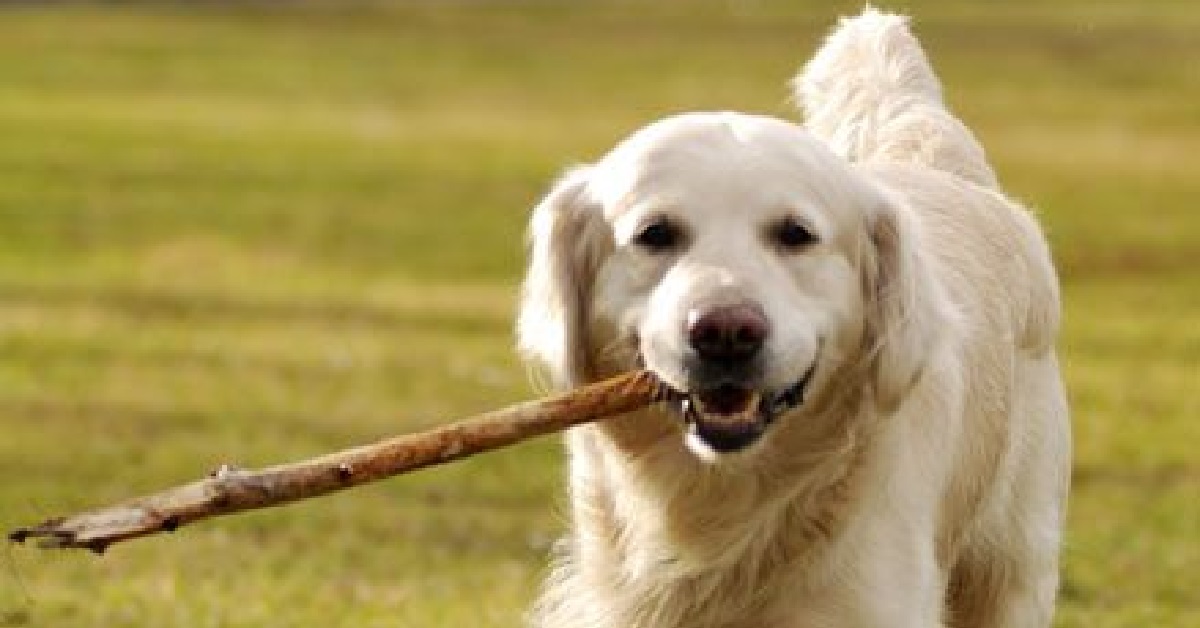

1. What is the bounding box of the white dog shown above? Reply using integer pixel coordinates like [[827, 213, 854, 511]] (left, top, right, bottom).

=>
[[517, 9, 1069, 628]]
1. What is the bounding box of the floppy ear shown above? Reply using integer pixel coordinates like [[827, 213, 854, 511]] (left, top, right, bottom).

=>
[[862, 194, 955, 412], [517, 167, 608, 389]]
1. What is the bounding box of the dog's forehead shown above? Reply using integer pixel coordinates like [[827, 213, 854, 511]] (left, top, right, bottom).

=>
[[590, 112, 867, 226]]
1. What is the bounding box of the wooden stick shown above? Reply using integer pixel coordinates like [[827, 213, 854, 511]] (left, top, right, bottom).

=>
[[8, 370, 666, 554]]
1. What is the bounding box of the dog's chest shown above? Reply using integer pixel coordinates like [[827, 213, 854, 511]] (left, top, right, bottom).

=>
[[590, 481, 856, 628]]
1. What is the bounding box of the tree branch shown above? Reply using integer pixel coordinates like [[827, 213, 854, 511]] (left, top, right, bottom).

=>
[[8, 370, 666, 554]]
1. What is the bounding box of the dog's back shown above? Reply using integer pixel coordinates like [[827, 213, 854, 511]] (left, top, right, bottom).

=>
[[795, 8, 1060, 362]]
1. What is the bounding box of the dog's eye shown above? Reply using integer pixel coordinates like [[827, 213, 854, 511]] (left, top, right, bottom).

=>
[[770, 217, 818, 251], [633, 218, 683, 253]]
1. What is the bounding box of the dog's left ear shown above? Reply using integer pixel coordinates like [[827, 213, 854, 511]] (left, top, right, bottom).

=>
[[862, 192, 956, 412], [517, 166, 609, 389]]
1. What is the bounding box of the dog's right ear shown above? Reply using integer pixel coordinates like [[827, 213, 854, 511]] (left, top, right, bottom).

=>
[[862, 192, 956, 413], [517, 167, 607, 389]]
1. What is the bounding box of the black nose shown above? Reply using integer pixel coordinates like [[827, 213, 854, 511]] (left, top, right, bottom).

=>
[[686, 304, 769, 362]]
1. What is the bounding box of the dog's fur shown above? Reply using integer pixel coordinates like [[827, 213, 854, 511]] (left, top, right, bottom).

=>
[[517, 9, 1069, 628]]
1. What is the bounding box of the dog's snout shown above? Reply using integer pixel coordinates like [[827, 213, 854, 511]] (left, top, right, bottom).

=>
[[687, 304, 769, 362]]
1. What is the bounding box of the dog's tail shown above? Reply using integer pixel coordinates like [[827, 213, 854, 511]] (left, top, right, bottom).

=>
[[794, 8, 997, 188]]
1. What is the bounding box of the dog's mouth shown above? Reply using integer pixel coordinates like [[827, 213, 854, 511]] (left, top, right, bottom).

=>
[[665, 366, 815, 454]]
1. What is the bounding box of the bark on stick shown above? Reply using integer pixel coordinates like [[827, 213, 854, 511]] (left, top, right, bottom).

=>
[[9, 371, 666, 554]]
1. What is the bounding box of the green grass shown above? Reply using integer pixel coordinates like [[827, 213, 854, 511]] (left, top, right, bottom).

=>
[[0, 2, 1196, 626]]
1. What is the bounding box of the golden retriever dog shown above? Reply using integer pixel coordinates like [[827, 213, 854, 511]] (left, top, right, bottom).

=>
[[517, 9, 1069, 628]]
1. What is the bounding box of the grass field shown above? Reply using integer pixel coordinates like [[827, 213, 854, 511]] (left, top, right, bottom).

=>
[[0, 1, 1196, 626]]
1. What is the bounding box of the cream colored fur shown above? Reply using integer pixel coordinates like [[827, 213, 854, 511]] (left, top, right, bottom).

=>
[[517, 9, 1069, 628]]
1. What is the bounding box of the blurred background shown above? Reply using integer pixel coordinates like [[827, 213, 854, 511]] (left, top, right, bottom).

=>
[[0, 1, 1195, 626]]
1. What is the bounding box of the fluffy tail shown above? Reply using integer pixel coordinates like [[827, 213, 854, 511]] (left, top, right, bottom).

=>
[[794, 8, 997, 188]]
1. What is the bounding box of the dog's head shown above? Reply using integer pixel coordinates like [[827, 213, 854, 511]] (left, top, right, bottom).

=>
[[519, 112, 948, 459]]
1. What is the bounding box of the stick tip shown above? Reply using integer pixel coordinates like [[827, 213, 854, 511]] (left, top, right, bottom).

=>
[[9, 516, 68, 544]]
